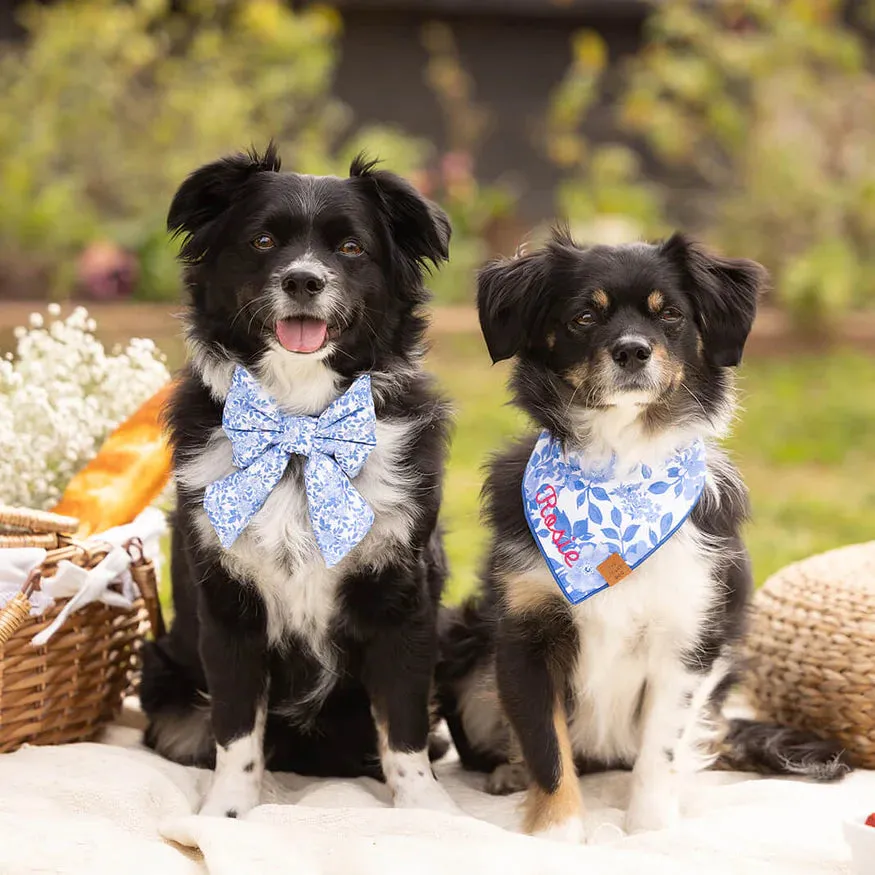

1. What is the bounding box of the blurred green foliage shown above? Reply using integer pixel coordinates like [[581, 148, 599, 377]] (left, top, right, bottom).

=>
[[0, 0, 506, 304], [547, 31, 665, 239], [550, 0, 875, 327], [5, 0, 875, 322], [0, 0, 345, 299]]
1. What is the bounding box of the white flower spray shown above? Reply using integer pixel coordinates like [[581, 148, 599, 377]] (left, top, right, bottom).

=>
[[0, 306, 170, 509]]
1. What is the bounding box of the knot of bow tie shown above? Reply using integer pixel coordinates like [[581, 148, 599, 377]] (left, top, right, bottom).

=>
[[203, 366, 377, 567]]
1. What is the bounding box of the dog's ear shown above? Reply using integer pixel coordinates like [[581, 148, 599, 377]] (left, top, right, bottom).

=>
[[350, 155, 450, 269], [168, 143, 282, 262], [477, 252, 550, 364], [661, 232, 767, 367]]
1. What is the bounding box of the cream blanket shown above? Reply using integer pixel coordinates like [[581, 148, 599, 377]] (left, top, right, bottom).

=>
[[0, 707, 868, 875]]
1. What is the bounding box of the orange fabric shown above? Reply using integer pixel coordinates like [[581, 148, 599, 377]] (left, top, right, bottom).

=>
[[53, 383, 175, 537]]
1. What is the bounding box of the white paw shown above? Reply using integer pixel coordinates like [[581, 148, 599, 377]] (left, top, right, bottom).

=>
[[200, 728, 265, 819], [624, 793, 680, 834], [383, 747, 462, 814], [199, 766, 262, 819], [485, 762, 529, 796], [199, 781, 260, 819], [532, 815, 586, 845]]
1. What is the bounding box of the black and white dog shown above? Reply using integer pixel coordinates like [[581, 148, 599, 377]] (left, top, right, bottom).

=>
[[140, 145, 460, 818], [437, 230, 849, 842]]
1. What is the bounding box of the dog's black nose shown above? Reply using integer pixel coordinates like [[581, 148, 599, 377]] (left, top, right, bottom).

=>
[[611, 338, 652, 371], [281, 269, 326, 297]]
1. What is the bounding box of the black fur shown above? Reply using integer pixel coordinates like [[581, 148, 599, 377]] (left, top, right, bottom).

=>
[[141, 146, 454, 784], [660, 232, 762, 368], [718, 719, 853, 780]]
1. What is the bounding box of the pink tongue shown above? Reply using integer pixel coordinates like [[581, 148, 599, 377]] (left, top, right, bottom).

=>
[[276, 318, 328, 353]]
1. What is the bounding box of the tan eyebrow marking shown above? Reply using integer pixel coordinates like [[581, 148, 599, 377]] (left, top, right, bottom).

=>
[[647, 290, 665, 313], [591, 289, 609, 309]]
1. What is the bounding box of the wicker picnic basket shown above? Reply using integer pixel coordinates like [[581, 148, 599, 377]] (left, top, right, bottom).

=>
[[744, 541, 875, 768], [0, 504, 164, 753]]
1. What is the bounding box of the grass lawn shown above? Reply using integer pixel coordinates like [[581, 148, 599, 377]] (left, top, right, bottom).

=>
[[142, 327, 875, 610]]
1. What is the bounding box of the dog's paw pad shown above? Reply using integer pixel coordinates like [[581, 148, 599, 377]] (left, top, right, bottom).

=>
[[485, 762, 528, 796]]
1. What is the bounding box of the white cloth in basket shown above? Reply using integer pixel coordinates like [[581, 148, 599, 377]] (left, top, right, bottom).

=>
[[0, 507, 166, 641]]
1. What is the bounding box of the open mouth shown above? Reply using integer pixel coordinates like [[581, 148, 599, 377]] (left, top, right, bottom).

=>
[[275, 318, 338, 354]]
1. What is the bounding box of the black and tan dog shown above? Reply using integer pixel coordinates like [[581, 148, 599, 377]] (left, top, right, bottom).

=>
[[437, 229, 849, 842]]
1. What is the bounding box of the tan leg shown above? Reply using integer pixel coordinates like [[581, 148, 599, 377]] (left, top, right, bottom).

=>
[[522, 702, 585, 842], [495, 585, 583, 842]]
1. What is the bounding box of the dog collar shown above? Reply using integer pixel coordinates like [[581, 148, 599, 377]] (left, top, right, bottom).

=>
[[522, 431, 707, 604]]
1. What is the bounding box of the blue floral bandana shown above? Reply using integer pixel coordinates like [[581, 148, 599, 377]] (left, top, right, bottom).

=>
[[523, 431, 707, 604], [204, 366, 377, 567]]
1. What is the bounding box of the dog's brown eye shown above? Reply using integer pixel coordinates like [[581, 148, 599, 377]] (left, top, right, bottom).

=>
[[338, 239, 363, 257], [660, 307, 683, 323], [251, 234, 275, 251], [573, 311, 596, 327]]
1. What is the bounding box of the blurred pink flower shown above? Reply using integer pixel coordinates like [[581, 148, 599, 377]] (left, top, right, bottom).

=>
[[77, 242, 138, 300], [440, 151, 474, 186], [409, 169, 435, 197]]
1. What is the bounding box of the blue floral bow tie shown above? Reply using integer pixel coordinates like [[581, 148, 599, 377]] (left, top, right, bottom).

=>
[[204, 366, 377, 567]]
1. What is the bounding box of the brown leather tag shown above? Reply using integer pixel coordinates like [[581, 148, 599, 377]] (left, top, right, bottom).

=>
[[598, 552, 632, 586]]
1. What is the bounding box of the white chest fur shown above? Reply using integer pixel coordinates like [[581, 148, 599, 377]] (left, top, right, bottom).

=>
[[514, 517, 718, 764], [178, 417, 418, 650], [564, 523, 717, 762], [569, 522, 714, 761]]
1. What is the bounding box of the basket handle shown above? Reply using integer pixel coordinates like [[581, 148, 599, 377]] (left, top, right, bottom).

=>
[[0, 505, 79, 536], [0, 570, 39, 647], [125, 538, 166, 639]]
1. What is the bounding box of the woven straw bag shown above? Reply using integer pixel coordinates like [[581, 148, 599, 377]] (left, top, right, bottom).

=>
[[0, 504, 163, 753], [744, 541, 875, 768]]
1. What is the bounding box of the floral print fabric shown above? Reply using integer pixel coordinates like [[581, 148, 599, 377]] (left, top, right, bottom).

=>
[[204, 366, 377, 567], [523, 430, 707, 604]]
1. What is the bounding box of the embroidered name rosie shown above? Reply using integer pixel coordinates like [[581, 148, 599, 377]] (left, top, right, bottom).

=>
[[522, 430, 707, 604]]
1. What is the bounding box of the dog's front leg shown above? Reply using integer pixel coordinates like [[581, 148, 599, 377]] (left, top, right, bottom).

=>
[[496, 610, 584, 844], [197, 575, 269, 819], [358, 565, 459, 815], [624, 659, 700, 834]]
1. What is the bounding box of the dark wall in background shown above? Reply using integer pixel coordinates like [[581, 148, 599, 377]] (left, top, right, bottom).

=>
[[329, 1, 648, 221], [0, 0, 23, 40]]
